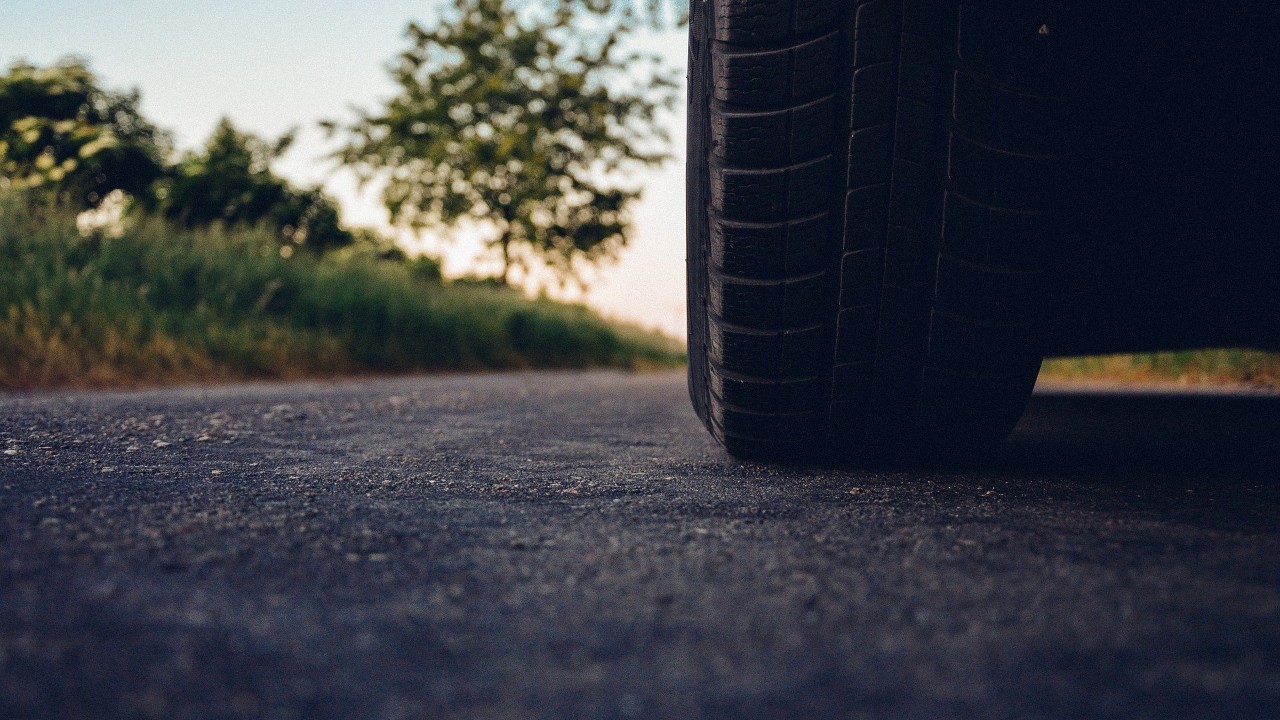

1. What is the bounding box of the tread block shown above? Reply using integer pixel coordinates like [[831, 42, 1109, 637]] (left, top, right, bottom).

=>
[[713, 107, 791, 165], [896, 30, 941, 103], [708, 324, 780, 376], [711, 277, 783, 327], [900, 0, 943, 40], [934, 254, 1042, 324], [887, 157, 931, 222], [791, 32, 841, 99], [844, 184, 889, 250], [713, 46, 791, 105], [710, 372, 825, 413], [712, 156, 831, 221], [790, 96, 837, 160], [712, 219, 784, 277], [781, 214, 831, 274], [894, 97, 934, 165], [947, 133, 1055, 209], [711, 0, 840, 46], [786, 155, 834, 216], [794, 0, 840, 37], [836, 305, 877, 362], [713, 0, 792, 44], [711, 214, 829, 279], [882, 225, 924, 288], [780, 325, 827, 375], [926, 309, 1038, 375], [847, 125, 892, 188], [708, 322, 825, 376], [710, 272, 826, 328], [854, 0, 895, 67], [941, 191, 1045, 271], [712, 166, 788, 219], [871, 284, 920, 389], [711, 96, 835, 165], [840, 249, 881, 306], [710, 398, 822, 439], [832, 361, 873, 404], [851, 63, 894, 128], [952, 70, 1068, 155], [713, 33, 840, 106]]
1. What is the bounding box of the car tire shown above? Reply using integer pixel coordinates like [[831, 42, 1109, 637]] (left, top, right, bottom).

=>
[[686, 0, 1067, 460]]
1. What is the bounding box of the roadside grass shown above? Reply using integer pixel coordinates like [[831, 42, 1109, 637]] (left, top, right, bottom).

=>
[[1040, 350, 1280, 389], [0, 197, 684, 391]]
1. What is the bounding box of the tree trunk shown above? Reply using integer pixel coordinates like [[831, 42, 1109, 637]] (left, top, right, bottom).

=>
[[499, 238, 511, 286]]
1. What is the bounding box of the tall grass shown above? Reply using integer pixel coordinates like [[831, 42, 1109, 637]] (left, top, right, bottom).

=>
[[0, 197, 684, 390]]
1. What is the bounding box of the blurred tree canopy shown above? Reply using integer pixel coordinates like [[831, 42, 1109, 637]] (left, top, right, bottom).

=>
[[329, 0, 677, 286], [562, 0, 689, 28], [0, 58, 170, 209], [0, 60, 352, 253], [159, 118, 352, 253]]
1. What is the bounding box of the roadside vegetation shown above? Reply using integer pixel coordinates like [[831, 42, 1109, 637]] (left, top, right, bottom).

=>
[[0, 198, 683, 391], [1040, 351, 1280, 389]]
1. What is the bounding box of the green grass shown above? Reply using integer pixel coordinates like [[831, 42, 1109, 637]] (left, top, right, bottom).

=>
[[0, 197, 684, 390], [1040, 350, 1280, 388]]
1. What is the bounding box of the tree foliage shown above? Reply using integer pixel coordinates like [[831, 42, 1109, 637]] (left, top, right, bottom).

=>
[[562, 0, 689, 28], [0, 60, 352, 253], [161, 118, 351, 253], [0, 58, 169, 209], [330, 0, 676, 285]]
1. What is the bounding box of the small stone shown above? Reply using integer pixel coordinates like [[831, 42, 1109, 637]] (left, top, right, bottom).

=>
[[263, 404, 301, 422], [3, 448, 17, 456], [152, 440, 172, 448]]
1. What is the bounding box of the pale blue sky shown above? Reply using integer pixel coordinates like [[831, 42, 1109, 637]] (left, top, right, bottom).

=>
[[2, 1, 689, 337]]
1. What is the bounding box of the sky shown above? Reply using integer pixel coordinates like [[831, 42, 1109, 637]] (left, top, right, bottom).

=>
[[1, 0, 690, 338]]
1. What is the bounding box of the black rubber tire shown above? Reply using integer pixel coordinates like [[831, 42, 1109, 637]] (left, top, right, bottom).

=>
[[686, 0, 1066, 461]]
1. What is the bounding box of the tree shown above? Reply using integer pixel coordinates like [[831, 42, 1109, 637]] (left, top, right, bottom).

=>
[[161, 118, 352, 253], [561, 0, 688, 28], [0, 58, 170, 209], [329, 0, 676, 286]]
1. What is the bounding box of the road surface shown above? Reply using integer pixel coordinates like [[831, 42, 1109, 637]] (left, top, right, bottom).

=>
[[2, 371, 1278, 719]]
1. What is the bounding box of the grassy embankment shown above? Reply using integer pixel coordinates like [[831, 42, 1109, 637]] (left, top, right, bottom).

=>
[[1040, 351, 1280, 389], [0, 198, 684, 391]]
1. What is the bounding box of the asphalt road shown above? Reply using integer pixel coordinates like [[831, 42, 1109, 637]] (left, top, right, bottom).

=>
[[1, 371, 1278, 719]]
